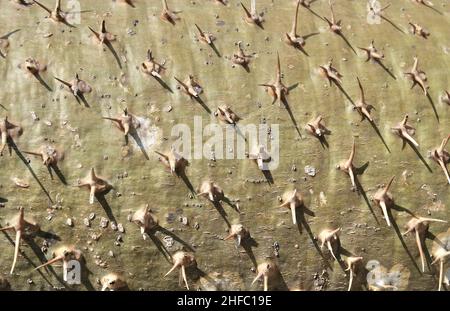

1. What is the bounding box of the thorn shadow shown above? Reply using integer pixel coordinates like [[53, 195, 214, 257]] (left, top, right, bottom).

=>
[[104, 41, 122, 69], [375, 60, 397, 80], [154, 76, 173, 93], [157, 226, 195, 253], [1, 29, 21, 40], [193, 96, 211, 114], [391, 204, 417, 218], [296, 212, 333, 271], [79, 259, 96, 290], [32, 73, 52, 92], [178, 170, 196, 195], [426, 93, 439, 122], [77, 93, 90, 108], [9, 139, 53, 203], [212, 201, 231, 227], [318, 134, 330, 149], [335, 83, 355, 105], [281, 91, 302, 139], [294, 204, 315, 235], [233, 124, 248, 142], [353, 167, 380, 225], [240, 62, 250, 73], [419, 3, 443, 15], [381, 16, 405, 33], [209, 42, 221, 58], [49, 163, 68, 185], [261, 169, 274, 185], [369, 120, 391, 153], [129, 128, 150, 160], [95, 192, 117, 223], [222, 196, 240, 214], [389, 209, 422, 273], [337, 33, 356, 55], [405, 140, 433, 173], [305, 7, 324, 21], [240, 237, 258, 268], [147, 232, 172, 263]]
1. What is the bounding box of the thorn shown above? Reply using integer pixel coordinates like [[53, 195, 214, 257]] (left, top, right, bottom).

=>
[[392, 115, 419, 147], [103, 107, 138, 138], [279, 189, 303, 225], [318, 228, 341, 261], [346, 256, 363, 291], [175, 75, 203, 98], [431, 135, 450, 184], [160, 0, 180, 25], [260, 53, 289, 104], [0, 207, 40, 274], [404, 57, 429, 95], [241, 1, 264, 27], [318, 59, 342, 86], [305, 115, 330, 138], [101, 273, 127, 291], [373, 176, 395, 227], [232, 41, 252, 69], [33, 0, 65, 23], [409, 22, 430, 39], [55, 74, 92, 97], [131, 205, 158, 236], [76, 168, 112, 204], [215, 105, 240, 125], [252, 261, 278, 291], [155, 148, 189, 176], [22, 144, 64, 167], [164, 251, 196, 290], [358, 40, 384, 62], [324, 0, 342, 33], [20, 57, 47, 76], [90, 20, 116, 44], [197, 181, 224, 203], [224, 224, 249, 247], [140, 49, 165, 79], [0, 116, 23, 156], [195, 24, 215, 45], [34, 245, 82, 271]]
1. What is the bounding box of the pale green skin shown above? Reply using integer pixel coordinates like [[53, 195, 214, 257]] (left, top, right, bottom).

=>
[[0, 0, 449, 291]]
